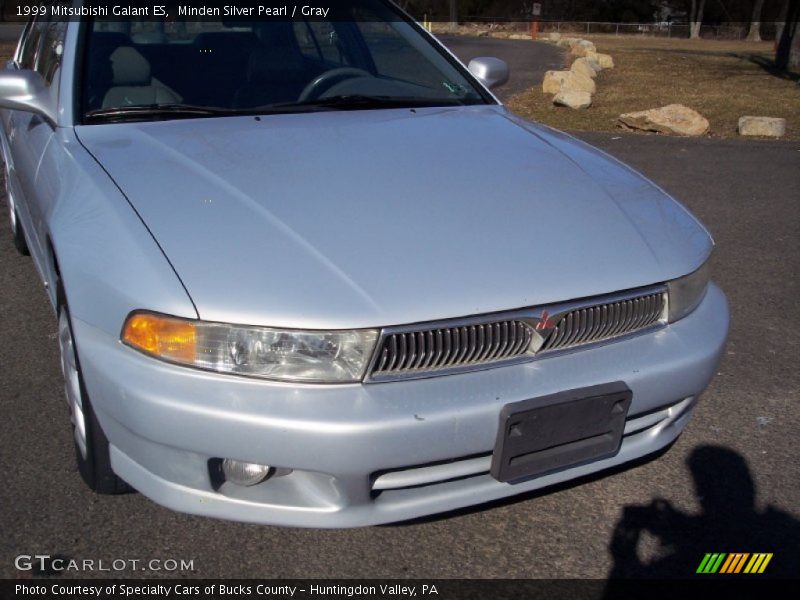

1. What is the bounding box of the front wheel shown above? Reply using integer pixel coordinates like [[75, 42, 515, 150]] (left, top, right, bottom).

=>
[[57, 294, 131, 494]]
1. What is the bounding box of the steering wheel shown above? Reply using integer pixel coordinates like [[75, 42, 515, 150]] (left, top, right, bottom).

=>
[[298, 68, 372, 102]]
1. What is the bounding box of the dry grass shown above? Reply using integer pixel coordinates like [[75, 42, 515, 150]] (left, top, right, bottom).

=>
[[508, 36, 800, 140]]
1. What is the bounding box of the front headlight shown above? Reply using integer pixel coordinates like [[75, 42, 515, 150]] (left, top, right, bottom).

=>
[[121, 312, 378, 383], [667, 260, 711, 323]]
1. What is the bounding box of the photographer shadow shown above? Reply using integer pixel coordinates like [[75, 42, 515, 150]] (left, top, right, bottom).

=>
[[606, 445, 799, 581]]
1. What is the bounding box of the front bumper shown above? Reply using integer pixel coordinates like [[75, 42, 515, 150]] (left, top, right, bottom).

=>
[[74, 284, 729, 527]]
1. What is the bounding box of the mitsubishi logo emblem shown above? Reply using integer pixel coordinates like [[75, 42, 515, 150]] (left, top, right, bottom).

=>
[[536, 310, 557, 331]]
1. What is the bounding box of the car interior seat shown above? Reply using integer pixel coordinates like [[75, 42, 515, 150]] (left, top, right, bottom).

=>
[[102, 46, 181, 109], [232, 23, 315, 109], [85, 32, 131, 110]]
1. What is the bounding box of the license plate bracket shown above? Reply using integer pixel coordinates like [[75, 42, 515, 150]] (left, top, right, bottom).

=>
[[490, 382, 632, 484]]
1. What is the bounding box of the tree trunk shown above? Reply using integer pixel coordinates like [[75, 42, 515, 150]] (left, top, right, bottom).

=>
[[776, 0, 791, 45], [448, 0, 458, 33], [747, 0, 765, 41], [691, 0, 706, 39], [690, 0, 698, 38], [776, 0, 800, 71]]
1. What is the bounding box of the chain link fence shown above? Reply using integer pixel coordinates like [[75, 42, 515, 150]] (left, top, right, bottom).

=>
[[542, 21, 778, 41], [437, 19, 780, 41]]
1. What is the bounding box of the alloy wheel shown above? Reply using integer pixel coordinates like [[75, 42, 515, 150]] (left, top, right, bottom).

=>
[[58, 310, 88, 459]]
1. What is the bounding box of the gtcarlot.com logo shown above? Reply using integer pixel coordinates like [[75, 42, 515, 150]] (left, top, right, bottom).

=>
[[15, 554, 195, 573]]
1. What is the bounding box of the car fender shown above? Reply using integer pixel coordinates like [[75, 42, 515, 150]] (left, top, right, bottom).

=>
[[45, 127, 197, 335]]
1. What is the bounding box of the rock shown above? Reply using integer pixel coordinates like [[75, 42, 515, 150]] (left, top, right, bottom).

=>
[[570, 40, 597, 58], [738, 116, 786, 137], [619, 104, 710, 136], [571, 57, 600, 79], [585, 57, 602, 71], [562, 70, 596, 95], [569, 44, 586, 58], [543, 70, 596, 95], [477, 30, 490, 37], [553, 90, 592, 109], [595, 53, 615, 69], [549, 32, 561, 42], [542, 70, 571, 94], [556, 37, 579, 47], [509, 33, 532, 40], [569, 45, 589, 58]]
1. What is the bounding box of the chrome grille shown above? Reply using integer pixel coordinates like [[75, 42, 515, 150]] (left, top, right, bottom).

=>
[[371, 321, 532, 378], [366, 286, 667, 382], [540, 292, 665, 353]]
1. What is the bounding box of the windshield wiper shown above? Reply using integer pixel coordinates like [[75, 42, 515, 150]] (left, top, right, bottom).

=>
[[85, 103, 239, 123], [256, 95, 468, 114], [84, 96, 471, 123]]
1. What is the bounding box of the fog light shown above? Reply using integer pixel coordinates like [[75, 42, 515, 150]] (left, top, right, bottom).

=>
[[221, 459, 273, 487]]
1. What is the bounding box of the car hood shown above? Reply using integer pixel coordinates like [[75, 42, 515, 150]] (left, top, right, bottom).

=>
[[76, 106, 711, 329]]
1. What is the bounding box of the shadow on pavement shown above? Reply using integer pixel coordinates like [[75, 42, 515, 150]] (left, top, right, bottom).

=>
[[605, 444, 799, 584]]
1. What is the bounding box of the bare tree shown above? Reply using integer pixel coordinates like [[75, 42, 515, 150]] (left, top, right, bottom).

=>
[[690, 0, 707, 39], [775, 0, 799, 71], [747, 0, 766, 41], [776, 0, 791, 43]]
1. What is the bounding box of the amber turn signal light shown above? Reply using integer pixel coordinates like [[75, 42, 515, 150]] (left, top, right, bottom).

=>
[[122, 312, 198, 363]]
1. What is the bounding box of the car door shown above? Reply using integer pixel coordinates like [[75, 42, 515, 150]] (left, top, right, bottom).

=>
[[1, 18, 41, 254], [5, 16, 65, 268]]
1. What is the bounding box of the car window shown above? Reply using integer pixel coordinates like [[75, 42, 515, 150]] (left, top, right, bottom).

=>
[[16, 13, 67, 88], [294, 21, 348, 66], [355, 21, 457, 92], [18, 18, 45, 70], [36, 18, 68, 85], [82, 0, 490, 120]]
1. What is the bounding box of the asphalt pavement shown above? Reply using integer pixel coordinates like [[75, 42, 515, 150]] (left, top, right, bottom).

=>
[[0, 38, 798, 580]]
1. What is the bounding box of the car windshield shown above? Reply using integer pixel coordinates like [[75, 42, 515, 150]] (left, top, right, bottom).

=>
[[81, 0, 490, 122]]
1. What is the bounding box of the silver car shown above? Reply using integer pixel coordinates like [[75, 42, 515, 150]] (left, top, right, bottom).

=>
[[1, 3, 728, 527]]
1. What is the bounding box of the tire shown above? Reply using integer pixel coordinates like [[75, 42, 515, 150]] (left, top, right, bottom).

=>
[[56, 282, 132, 494], [4, 174, 29, 256]]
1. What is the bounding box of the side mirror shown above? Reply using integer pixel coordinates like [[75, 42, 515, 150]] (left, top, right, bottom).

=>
[[0, 70, 53, 120], [468, 57, 510, 90]]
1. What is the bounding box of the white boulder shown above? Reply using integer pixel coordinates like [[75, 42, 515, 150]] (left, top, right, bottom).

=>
[[553, 90, 593, 109], [619, 104, 710, 137], [562, 70, 596, 95], [570, 40, 597, 58], [586, 51, 615, 69], [572, 57, 600, 79], [542, 70, 571, 94], [738, 116, 786, 137]]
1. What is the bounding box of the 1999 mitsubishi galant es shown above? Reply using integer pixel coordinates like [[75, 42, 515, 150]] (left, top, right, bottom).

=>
[[1, 2, 728, 527]]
